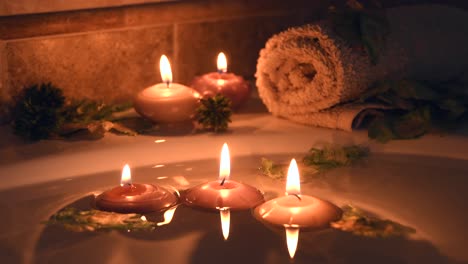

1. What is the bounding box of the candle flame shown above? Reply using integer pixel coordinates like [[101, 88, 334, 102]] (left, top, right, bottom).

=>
[[285, 227, 299, 259], [120, 164, 132, 186], [220, 208, 230, 240], [219, 143, 230, 183], [286, 159, 301, 195], [217, 52, 227, 73], [157, 206, 178, 226], [159, 55, 172, 86]]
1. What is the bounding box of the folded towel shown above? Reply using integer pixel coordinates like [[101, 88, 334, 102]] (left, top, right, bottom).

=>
[[256, 5, 468, 131]]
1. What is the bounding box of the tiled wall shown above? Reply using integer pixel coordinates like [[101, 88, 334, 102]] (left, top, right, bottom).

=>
[[0, 0, 171, 16], [0, 0, 467, 106], [5, 26, 174, 104], [0, 0, 326, 105]]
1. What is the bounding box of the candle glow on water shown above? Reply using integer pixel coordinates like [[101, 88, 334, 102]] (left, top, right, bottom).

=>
[[253, 158, 342, 259]]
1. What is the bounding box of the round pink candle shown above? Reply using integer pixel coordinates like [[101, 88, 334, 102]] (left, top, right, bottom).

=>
[[95, 164, 178, 214], [134, 55, 200, 123], [183, 143, 264, 240], [254, 159, 341, 228], [253, 159, 342, 259], [182, 143, 264, 210], [191, 52, 250, 109]]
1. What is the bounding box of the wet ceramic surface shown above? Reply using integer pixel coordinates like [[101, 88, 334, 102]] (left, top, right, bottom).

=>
[[0, 152, 468, 263], [1, 103, 468, 263]]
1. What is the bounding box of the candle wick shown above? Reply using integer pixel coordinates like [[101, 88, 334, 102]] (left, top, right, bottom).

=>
[[165, 81, 170, 88], [123, 183, 134, 189], [220, 177, 226, 186], [288, 193, 302, 201]]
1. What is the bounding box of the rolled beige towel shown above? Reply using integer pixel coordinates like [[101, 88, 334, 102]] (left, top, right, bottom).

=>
[[256, 5, 468, 131]]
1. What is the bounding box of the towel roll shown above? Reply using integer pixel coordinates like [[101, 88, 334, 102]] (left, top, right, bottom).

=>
[[256, 5, 468, 130]]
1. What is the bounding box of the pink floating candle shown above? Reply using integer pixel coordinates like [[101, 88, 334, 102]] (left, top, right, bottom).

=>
[[253, 159, 342, 259], [183, 143, 264, 240], [182, 143, 264, 210], [191, 52, 251, 109], [134, 55, 200, 123], [95, 164, 178, 214]]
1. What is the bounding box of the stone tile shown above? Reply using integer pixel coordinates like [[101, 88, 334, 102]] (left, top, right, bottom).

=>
[[5, 25, 173, 103], [0, 0, 325, 40], [0, 0, 169, 16], [174, 14, 320, 85]]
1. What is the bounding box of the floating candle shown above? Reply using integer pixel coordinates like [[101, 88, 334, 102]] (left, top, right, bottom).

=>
[[253, 159, 342, 258], [191, 52, 251, 109], [183, 143, 264, 240], [95, 164, 178, 214], [134, 55, 200, 123], [182, 143, 264, 210]]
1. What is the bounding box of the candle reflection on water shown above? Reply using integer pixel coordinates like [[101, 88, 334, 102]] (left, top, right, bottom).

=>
[[253, 158, 342, 259], [219, 208, 230, 240], [284, 159, 301, 258], [157, 206, 178, 226], [285, 225, 299, 259], [218, 143, 231, 240], [182, 143, 264, 210]]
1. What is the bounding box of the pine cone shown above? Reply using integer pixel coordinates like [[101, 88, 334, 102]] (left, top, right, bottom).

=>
[[196, 94, 232, 132]]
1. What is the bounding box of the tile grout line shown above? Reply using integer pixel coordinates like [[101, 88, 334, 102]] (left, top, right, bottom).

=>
[[2, 10, 299, 43], [173, 23, 179, 81]]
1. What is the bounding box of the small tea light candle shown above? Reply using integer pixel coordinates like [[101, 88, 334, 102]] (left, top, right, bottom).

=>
[[134, 55, 200, 123], [95, 164, 178, 214], [191, 52, 250, 109], [253, 159, 342, 258], [182, 143, 264, 240]]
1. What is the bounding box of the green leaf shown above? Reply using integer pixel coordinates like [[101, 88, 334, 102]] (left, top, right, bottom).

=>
[[260, 145, 367, 181], [44, 207, 158, 232], [359, 81, 392, 102], [376, 92, 414, 109], [109, 122, 138, 136], [368, 118, 395, 143], [437, 99, 466, 118], [259, 158, 286, 179], [11, 83, 141, 141], [392, 107, 431, 139], [64, 100, 133, 125], [303, 145, 369, 171], [114, 117, 154, 134], [331, 205, 416, 237]]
